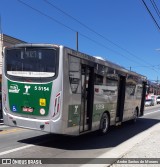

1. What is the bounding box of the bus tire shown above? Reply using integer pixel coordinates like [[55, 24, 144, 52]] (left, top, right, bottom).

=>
[[132, 108, 138, 123], [99, 112, 110, 134]]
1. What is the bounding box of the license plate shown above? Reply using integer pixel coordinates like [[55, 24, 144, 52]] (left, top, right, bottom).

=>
[[22, 107, 34, 112]]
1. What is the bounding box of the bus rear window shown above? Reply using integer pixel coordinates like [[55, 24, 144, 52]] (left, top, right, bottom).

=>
[[5, 48, 58, 82]]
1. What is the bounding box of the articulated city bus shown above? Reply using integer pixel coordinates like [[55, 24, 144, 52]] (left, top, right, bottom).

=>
[[2, 44, 147, 135]]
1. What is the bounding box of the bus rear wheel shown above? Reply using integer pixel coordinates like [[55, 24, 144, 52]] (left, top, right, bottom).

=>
[[99, 112, 110, 134], [132, 109, 138, 123]]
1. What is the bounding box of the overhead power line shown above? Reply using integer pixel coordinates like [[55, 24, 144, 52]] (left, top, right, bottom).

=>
[[150, 0, 160, 19], [43, 0, 125, 50], [18, 0, 77, 33], [17, 0, 159, 74], [126, 64, 160, 69], [142, 0, 160, 31], [17, 0, 147, 66], [44, 0, 160, 74], [44, 0, 156, 68]]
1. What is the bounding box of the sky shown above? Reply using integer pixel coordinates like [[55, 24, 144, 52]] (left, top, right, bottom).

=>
[[0, 0, 160, 82]]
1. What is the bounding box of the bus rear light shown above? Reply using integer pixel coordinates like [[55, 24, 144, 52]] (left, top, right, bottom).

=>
[[54, 98, 57, 107], [57, 103, 60, 112], [53, 92, 61, 117], [2, 92, 6, 102], [45, 122, 49, 124], [56, 93, 60, 97], [95, 88, 99, 93]]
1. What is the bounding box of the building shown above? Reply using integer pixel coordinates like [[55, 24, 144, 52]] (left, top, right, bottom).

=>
[[0, 34, 25, 120]]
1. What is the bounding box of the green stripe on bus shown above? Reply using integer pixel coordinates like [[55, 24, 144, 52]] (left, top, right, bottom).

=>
[[68, 103, 116, 127], [8, 80, 52, 116]]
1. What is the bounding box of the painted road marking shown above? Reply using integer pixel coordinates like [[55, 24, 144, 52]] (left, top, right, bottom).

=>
[[144, 110, 160, 116], [0, 128, 26, 135], [0, 109, 159, 157], [0, 138, 51, 156], [0, 144, 34, 156]]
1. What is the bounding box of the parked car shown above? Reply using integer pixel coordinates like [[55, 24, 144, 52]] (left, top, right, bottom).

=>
[[151, 95, 157, 105], [157, 96, 160, 104], [145, 99, 154, 106]]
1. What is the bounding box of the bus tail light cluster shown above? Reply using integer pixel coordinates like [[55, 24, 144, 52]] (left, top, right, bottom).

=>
[[95, 88, 99, 93], [2, 90, 7, 112], [2, 89, 6, 103], [53, 92, 61, 117]]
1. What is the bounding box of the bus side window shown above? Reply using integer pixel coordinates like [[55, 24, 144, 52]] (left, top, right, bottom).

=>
[[69, 56, 81, 94], [135, 85, 142, 99], [94, 74, 103, 85], [125, 79, 136, 97]]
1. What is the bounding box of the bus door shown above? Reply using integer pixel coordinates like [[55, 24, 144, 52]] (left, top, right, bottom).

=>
[[80, 65, 94, 133], [140, 81, 147, 116], [116, 75, 126, 124]]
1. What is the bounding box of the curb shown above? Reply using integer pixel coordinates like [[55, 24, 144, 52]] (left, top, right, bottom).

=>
[[80, 123, 160, 167]]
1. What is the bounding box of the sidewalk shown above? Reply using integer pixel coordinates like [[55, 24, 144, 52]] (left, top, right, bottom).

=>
[[81, 122, 160, 167], [110, 122, 160, 167]]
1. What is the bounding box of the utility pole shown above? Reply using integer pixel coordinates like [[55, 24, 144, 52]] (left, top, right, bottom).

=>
[[76, 32, 78, 51], [0, 14, 3, 59], [0, 14, 2, 35], [130, 66, 131, 71], [157, 76, 158, 95]]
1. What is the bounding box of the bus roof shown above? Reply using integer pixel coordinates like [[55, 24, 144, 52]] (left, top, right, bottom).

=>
[[5, 43, 60, 48], [5, 43, 147, 80]]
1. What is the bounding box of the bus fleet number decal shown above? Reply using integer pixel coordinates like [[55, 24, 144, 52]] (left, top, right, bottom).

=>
[[34, 86, 49, 91], [96, 104, 105, 110]]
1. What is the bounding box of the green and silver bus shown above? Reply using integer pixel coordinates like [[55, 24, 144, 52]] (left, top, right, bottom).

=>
[[2, 44, 147, 135]]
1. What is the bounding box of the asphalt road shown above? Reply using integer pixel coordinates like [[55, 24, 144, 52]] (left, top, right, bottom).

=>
[[0, 105, 160, 167]]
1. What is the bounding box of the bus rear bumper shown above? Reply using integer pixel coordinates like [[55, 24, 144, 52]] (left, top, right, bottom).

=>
[[3, 110, 63, 134]]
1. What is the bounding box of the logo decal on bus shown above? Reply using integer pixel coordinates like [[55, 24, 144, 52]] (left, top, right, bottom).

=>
[[23, 85, 31, 95], [74, 105, 79, 114], [9, 84, 20, 93], [96, 104, 105, 110], [12, 105, 17, 112]]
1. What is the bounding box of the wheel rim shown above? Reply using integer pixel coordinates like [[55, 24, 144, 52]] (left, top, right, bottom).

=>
[[102, 115, 108, 133], [133, 110, 137, 122]]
